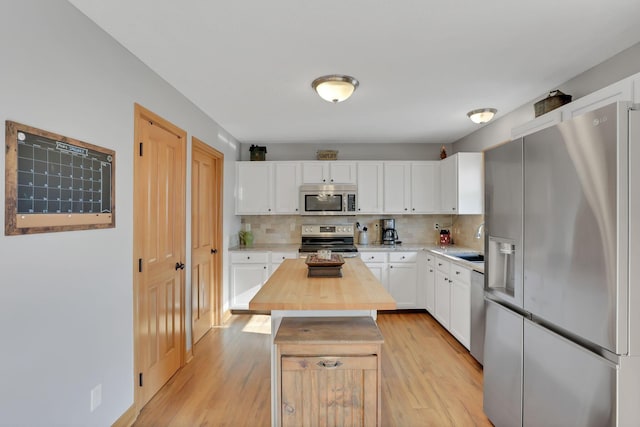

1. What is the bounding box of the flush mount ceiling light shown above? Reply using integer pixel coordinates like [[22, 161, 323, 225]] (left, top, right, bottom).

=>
[[311, 75, 359, 103], [467, 108, 497, 124]]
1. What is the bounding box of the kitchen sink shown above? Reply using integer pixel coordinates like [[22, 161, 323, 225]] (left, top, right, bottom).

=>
[[455, 253, 484, 262]]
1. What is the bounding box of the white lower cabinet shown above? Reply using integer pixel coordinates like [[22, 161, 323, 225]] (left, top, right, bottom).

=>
[[269, 251, 298, 275], [362, 251, 418, 308], [449, 264, 471, 349], [388, 252, 418, 309], [434, 257, 451, 329], [419, 252, 436, 313], [230, 252, 269, 309], [361, 251, 389, 292], [433, 254, 471, 349]]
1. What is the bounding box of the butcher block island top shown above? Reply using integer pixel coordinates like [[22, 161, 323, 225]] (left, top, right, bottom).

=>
[[249, 257, 396, 311]]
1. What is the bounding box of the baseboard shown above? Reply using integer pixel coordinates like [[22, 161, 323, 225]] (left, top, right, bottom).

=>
[[186, 348, 194, 364], [222, 309, 233, 324], [111, 404, 137, 427]]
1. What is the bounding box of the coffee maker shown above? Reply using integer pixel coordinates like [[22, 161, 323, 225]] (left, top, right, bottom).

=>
[[380, 218, 399, 245]]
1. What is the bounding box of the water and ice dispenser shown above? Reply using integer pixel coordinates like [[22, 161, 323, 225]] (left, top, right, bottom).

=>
[[487, 236, 516, 297]]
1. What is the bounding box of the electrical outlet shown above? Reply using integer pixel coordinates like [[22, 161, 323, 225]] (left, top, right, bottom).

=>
[[90, 384, 102, 412], [434, 223, 440, 230]]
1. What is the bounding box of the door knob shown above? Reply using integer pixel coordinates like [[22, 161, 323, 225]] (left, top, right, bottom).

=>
[[175, 262, 185, 270], [211, 248, 218, 254]]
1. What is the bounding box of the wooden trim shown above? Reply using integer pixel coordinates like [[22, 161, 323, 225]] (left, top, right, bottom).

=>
[[185, 348, 194, 364], [132, 103, 187, 412], [111, 404, 137, 427], [192, 137, 224, 326], [5, 120, 116, 235], [222, 309, 233, 324]]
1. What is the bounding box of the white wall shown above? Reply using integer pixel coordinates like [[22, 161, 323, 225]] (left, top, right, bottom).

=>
[[453, 42, 640, 152], [0, 1, 240, 425]]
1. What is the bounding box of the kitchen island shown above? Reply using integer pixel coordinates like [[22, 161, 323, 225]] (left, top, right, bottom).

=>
[[249, 257, 396, 426]]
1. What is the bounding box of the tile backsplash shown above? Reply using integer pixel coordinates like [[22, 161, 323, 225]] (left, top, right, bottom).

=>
[[239, 214, 484, 251]]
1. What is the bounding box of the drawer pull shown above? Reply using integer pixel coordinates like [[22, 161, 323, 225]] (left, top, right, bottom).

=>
[[317, 360, 343, 369]]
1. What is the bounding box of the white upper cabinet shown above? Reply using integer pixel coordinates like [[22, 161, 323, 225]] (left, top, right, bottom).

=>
[[411, 161, 440, 213], [383, 162, 411, 213], [356, 162, 384, 214], [439, 153, 483, 215], [236, 162, 272, 214], [272, 162, 301, 214], [236, 161, 300, 215], [301, 161, 356, 184]]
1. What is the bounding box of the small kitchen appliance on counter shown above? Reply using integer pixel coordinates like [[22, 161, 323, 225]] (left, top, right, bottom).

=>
[[380, 218, 399, 245], [299, 224, 359, 258]]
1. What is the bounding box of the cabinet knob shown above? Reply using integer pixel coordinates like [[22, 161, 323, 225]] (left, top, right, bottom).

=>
[[429, 269, 433, 272], [449, 279, 453, 283], [390, 265, 394, 269], [452, 207, 456, 211], [264, 266, 267, 269], [455, 271, 460, 275], [247, 256, 251, 260], [404, 208, 408, 211], [295, 208, 298, 211], [401, 256, 405, 259], [330, 179, 334, 182], [282, 256, 285, 260], [268, 208, 271, 211], [412, 208, 415, 211], [438, 262, 442, 266]]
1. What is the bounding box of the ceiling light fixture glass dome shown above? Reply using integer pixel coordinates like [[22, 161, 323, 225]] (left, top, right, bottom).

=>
[[467, 108, 497, 124], [312, 75, 359, 103]]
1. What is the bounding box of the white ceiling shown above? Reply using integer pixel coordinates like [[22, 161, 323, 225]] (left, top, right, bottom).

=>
[[67, 0, 640, 145]]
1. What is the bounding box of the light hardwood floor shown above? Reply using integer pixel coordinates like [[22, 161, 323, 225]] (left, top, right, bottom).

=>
[[132, 312, 492, 427]]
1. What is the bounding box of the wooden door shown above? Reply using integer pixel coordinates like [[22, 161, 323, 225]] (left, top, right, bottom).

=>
[[191, 137, 223, 345], [133, 104, 186, 408]]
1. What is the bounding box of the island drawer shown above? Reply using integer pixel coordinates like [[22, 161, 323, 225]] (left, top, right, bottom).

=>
[[270, 251, 298, 262]]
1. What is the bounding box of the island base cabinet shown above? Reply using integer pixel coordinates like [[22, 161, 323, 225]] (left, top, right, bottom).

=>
[[275, 317, 383, 427], [280, 355, 378, 427]]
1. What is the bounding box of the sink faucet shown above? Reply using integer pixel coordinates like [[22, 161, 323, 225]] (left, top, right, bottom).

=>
[[474, 223, 484, 239]]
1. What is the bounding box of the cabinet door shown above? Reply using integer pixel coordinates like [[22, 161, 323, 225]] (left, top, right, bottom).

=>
[[280, 355, 378, 427], [356, 162, 384, 214], [383, 162, 410, 213], [236, 162, 272, 214], [424, 254, 436, 313], [365, 262, 388, 291], [329, 162, 357, 183], [301, 161, 328, 183], [434, 269, 451, 329], [440, 156, 457, 213], [230, 263, 268, 309], [456, 153, 483, 214], [388, 263, 417, 309], [273, 162, 301, 214], [450, 275, 471, 349], [411, 161, 440, 213]]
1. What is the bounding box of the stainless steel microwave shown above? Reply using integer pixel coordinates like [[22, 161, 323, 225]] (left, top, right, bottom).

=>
[[299, 184, 357, 215]]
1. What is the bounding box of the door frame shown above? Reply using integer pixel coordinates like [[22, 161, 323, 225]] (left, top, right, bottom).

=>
[[191, 136, 224, 336], [132, 103, 187, 412]]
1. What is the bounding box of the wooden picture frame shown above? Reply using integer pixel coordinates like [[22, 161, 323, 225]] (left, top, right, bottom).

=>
[[5, 121, 115, 235]]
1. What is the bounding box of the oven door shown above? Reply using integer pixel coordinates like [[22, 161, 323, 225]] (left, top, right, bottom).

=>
[[300, 192, 344, 215]]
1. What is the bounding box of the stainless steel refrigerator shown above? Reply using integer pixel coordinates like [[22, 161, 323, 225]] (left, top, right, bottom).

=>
[[483, 101, 640, 427]]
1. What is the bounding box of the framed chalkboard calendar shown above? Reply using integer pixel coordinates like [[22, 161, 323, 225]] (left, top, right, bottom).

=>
[[5, 121, 115, 235]]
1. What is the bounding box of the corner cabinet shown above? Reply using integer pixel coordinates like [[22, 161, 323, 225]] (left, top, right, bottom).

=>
[[440, 153, 483, 214], [383, 162, 440, 214]]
